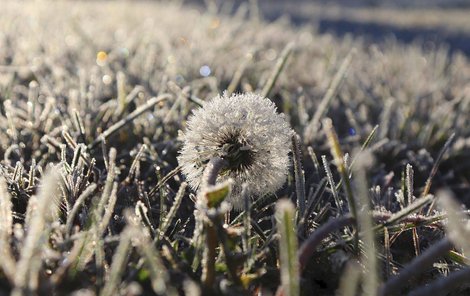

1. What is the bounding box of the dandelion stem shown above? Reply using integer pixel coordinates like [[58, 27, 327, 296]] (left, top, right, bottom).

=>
[[203, 157, 228, 187], [202, 222, 218, 290], [201, 157, 228, 290]]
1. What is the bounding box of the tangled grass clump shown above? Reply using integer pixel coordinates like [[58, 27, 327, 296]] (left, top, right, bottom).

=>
[[0, 0, 470, 295]]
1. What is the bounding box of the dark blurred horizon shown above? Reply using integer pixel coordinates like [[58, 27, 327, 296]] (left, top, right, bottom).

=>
[[186, 0, 470, 9], [186, 0, 470, 56]]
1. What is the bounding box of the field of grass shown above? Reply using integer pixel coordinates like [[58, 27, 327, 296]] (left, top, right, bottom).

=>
[[1, 0, 470, 295]]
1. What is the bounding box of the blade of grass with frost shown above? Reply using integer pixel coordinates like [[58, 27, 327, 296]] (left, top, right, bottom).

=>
[[299, 215, 355, 271], [75, 149, 117, 271], [65, 183, 97, 236], [148, 165, 182, 199], [136, 201, 157, 237], [12, 162, 23, 183], [96, 177, 119, 283], [424, 133, 456, 215], [378, 194, 434, 229], [301, 177, 327, 226], [406, 164, 414, 205], [322, 155, 342, 215], [423, 133, 455, 198], [137, 234, 177, 295], [71, 144, 84, 172], [227, 51, 254, 95], [292, 134, 306, 221], [13, 170, 61, 296], [125, 210, 177, 295], [90, 94, 171, 149], [50, 238, 84, 286], [62, 129, 78, 149], [337, 125, 378, 185], [260, 42, 293, 98], [156, 167, 168, 230], [164, 84, 188, 124], [159, 182, 187, 238], [127, 144, 147, 181], [96, 148, 117, 220], [307, 146, 321, 176], [323, 118, 357, 220], [116, 71, 127, 116], [337, 261, 361, 296], [241, 183, 251, 255], [98, 181, 118, 234], [27, 159, 36, 188], [0, 178, 16, 282], [437, 190, 470, 256], [378, 99, 394, 140], [101, 227, 133, 296], [276, 199, 299, 296], [73, 109, 86, 142], [304, 49, 355, 142], [352, 151, 378, 295]]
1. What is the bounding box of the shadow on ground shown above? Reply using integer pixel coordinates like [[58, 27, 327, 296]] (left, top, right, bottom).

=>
[[262, 12, 470, 56], [315, 19, 470, 56], [186, 0, 470, 56]]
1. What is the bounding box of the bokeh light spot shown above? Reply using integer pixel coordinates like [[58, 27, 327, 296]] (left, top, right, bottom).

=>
[[349, 127, 356, 136], [96, 51, 108, 66], [199, 65, 211, 77], [102, 75, 112, 85], [210, 18, 220, 29]]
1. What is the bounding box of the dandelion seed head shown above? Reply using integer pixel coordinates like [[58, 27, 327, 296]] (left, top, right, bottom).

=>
[[178, 92, 292, 209]]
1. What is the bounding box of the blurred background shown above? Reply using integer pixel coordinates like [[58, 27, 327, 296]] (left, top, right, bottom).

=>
[[187, 0, 470, 56]]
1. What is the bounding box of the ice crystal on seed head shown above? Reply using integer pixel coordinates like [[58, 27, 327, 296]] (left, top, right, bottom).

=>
[[178, 92, 293, 209]]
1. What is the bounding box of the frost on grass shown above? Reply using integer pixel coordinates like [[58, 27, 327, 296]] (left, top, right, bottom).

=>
[[0, 0, 470, 295], [178, 92, 292, 209]]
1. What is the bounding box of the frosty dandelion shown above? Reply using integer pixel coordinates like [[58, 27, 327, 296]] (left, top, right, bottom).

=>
[[178, 92, 292, 209]]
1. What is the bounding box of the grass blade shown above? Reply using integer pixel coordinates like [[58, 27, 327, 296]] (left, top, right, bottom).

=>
[[260, 42, 294, 98], [275, 199, 299, 296]]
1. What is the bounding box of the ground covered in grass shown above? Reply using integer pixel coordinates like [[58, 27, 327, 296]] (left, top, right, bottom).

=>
[[1, 1, 470, 295]]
